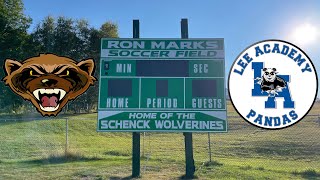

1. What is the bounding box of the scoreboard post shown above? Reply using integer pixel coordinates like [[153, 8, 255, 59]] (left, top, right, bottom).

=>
[[131, 19, 140, 178], [181, 18, 195, 179]]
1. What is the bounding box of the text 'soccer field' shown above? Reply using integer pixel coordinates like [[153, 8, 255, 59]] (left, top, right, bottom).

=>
[[98, 39, 227, 132]]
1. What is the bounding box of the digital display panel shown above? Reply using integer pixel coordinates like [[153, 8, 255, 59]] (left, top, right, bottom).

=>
[[192, 79, 217, 97], [107, 79, 132, 97], [156, 80, 168, 97], [136, 60, 189, 77]]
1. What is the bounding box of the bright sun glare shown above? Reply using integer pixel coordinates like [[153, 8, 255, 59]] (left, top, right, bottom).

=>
[[291, 23, 319, 45]]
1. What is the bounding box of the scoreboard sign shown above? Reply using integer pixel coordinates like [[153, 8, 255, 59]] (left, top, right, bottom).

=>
[[98, 39, 227, 132]]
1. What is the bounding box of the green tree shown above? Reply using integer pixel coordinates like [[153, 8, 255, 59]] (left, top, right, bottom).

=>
[[53, 17, 77, 56], [0, 0, 31, 59], [32, 16, 55, 53], [99, 21, 118, 38], [75, 21, 119, 112], [0, 0, 32, 112]]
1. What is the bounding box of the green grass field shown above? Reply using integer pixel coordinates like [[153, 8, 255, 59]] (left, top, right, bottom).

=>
[[0, 102, 319, 179]]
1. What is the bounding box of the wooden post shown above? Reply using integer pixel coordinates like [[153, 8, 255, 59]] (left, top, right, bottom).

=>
[[181, 18, 196, 178], [208, 133, 212, 162], [132, 19, 141, 178], [65, 118, 69, 155]]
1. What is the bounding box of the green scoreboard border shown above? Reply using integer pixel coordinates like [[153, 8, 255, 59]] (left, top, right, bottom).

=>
[[98, 38, 227, 132]]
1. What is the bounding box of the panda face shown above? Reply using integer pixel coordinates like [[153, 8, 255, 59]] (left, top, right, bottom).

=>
[[263, 68, 277, 82]]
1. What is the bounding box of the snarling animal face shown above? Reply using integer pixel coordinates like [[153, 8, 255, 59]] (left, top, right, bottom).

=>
[[2, 54, 96, 116], [263, 68, 277, 82]]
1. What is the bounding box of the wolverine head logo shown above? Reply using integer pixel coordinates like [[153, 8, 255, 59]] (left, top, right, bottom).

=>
[[2, 54, 96, 116]]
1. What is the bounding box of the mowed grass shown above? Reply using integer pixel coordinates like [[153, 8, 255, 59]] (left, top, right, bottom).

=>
[[0, 102, 319, 179]]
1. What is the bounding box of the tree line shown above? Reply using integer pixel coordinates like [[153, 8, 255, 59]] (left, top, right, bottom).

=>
[[0, 0, 118, 114]]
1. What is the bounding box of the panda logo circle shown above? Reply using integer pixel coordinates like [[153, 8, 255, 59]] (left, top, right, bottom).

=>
[[228, 39, 318, 129]]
